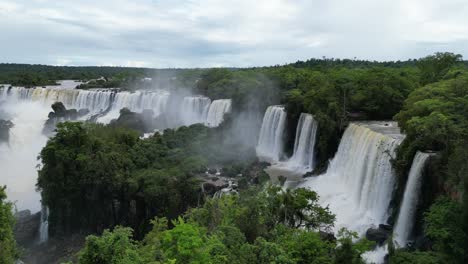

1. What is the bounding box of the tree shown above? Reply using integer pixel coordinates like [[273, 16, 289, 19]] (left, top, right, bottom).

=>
[[424, 197, 466, 262], [78, 227, 145, 264], [417, 52, 462, 85], [0, 186, 17, 264]]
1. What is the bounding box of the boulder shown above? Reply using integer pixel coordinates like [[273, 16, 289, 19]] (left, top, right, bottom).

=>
[[366, 226, 391, 245]]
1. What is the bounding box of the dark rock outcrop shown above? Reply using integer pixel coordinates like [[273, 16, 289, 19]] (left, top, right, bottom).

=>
[[366, 225, 392, 245], [14, 210, 41, 247], [43, 102, 89, 135], [0, 119, 13, 143], [109, 108, 151, 133]]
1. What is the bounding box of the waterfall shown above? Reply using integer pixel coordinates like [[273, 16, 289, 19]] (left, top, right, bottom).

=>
[[393, 151, 433, 248], [179, 96, 211, 126], [256, 106, 287, 162], [285, 113, 318, 172], [0, 99, 48, 211], [39, 206, 49, 243], [1, 83, 232, 216], [301, 122, 403, 235], [0, 86, 173, 124], [97, 90, 170, 123], [205, 99, 232, 127]]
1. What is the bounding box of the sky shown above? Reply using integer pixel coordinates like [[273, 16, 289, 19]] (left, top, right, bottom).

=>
[[0, 0, 467, 68]]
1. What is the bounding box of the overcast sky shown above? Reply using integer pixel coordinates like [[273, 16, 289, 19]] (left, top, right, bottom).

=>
[[0, 0, 467, 68]]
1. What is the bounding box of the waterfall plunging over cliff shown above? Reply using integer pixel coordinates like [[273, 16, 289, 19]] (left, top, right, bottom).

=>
[[256, 106, 287, 162], [96, 90, 170, 123], [393, 151, 433, 248], [285, 113, 318, 172], [301, 122, 403, 234], [205, 99, 232, 127], [0, 99, 48, 211], [39, 206, 49, 243], [0, 83, 233, 213], [180, 96, 211, 126]]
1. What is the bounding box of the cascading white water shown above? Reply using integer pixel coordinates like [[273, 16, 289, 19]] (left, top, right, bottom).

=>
[[393, 151, 433, 248], [1, 86, 171, 124], [0, 100, 49, 212], [39, 206, 49, 243], [285, 113, 318, 172], [301, 122, 403, 235], [256, 105, 287, 162], [96, 90, 170, 123], [205, 99, 232, 127], [0, 83, 232, 214], [179, 96, 211, 126]]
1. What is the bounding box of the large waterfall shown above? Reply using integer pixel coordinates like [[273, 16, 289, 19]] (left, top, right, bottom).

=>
[[0, 99, 48, 211], [393, 151, 433, 248], [205, 99, 232, 127], [256, 106, 287, 162], [0, 82, 232, 214], [285, 113, 318, 172], [0, 86, 231, 127], [301, 122, 403, 234]]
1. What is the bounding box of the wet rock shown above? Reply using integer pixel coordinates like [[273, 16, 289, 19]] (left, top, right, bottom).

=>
[[366, 226, 391, 245], [43, 102, 89, 135], [110, 108, 149, 133], [14, 210, 41, 247], [0, 119, 13, 143]]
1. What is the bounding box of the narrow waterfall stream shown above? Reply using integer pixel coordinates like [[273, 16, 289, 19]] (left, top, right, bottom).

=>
[[39, 206, 49, 243], [284, 113, 318, 173], [393, 151, 433, 248], [256, 105, 287, 162]]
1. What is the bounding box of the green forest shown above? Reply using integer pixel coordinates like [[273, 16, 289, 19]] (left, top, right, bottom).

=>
[[1, 52, 467, 263]]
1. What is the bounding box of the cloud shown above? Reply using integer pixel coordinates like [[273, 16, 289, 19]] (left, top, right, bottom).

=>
[[0, 0, 467, 67]]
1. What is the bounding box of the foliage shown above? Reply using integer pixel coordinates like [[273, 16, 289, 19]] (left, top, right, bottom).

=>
[[37, 122, 207, 236], [424, 197, 466, 262], [417, 52, 463, 85], [334, 228, 374, 264], [0, 186, 17, 264], [389, 250, 445, 264], [78, 227, 144, 264], [75, 186, 370, 264]]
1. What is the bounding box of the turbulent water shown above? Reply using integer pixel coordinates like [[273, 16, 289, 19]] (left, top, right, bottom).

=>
[[0, 100, 49, 212], [301, 122, 403, 235], [284, 113, 318, 172], [0, 82, 232, 213], [393, 151, 433, 248], [256, 105, 287, 162]]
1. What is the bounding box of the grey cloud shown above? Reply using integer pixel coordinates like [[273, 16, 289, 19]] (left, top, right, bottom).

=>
[[0, 0, 467, 67]]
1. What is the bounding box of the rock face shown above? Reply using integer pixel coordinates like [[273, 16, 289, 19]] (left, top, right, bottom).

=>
[[110, 108, 150, 133], [0, 119, 13, 143], [14, 210, 41, 247], [366, 225, 392, 245], [43, 102, 89, 135]]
